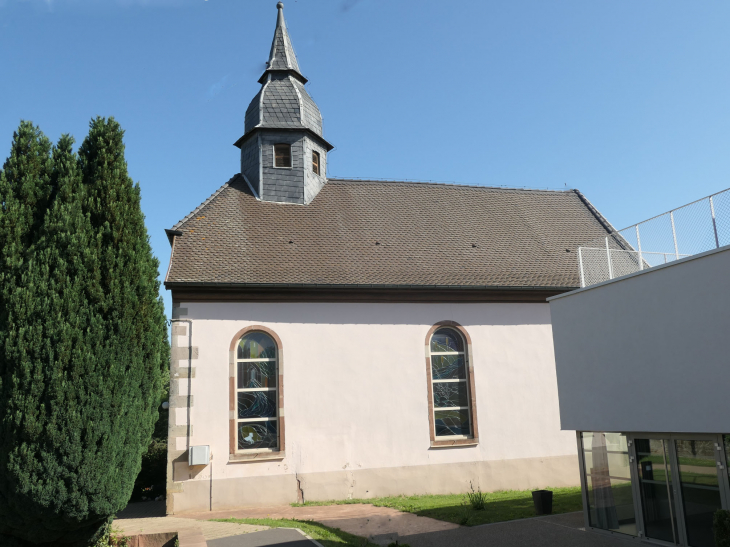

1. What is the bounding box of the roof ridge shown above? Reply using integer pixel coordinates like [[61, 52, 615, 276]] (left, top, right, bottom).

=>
[[171, 174, 239, 231], [571, 188, 617, 236], [327, 177, 573, 194]]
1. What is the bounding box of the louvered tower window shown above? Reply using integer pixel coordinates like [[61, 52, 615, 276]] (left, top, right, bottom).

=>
[[274, 144, 292, 168]]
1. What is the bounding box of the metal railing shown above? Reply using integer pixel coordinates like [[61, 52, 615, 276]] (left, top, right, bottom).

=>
[[578, 188, 730, 288]]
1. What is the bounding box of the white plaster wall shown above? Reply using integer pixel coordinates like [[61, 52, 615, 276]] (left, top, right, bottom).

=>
[[176, 302, 575, 484], [550, 245, 730, 434]]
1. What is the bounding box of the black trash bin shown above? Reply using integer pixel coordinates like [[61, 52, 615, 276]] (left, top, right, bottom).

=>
[[532, 489, 553, 515]]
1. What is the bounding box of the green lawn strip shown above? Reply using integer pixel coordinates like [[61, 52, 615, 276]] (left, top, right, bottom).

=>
[[292, 486, 584, 527], [212, 518, 378, 547]]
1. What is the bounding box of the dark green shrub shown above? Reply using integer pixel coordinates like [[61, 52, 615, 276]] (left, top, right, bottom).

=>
[[715, 510, 730, 547], [131, 439, 168, 501], [0, 119, 169, 545]]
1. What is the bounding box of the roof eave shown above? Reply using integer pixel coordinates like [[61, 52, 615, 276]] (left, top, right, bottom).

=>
[[164, 281, 576, 303], [164, 281, 576, 291], [234, 126, 334, 151], [165, 229, 183, 246], [258, 68, 307, 85]]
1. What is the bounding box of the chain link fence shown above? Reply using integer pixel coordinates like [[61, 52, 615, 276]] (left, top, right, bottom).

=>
[[578, 188, 730, 288]]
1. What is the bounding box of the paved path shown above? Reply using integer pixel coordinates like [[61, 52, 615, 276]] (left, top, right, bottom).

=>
[[403, 512, 636, 547], [114, 502, 267, 542], [207, 528, 316, 547], [119, 502, 636, 547], [180, 503, 459, 540]]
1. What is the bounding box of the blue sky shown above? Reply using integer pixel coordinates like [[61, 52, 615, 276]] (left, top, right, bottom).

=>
[[2, 0, 729, 317]]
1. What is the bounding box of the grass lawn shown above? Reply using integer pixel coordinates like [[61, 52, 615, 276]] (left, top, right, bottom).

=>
[[212, 518, 378, 547], [292, 486, 584, 527]]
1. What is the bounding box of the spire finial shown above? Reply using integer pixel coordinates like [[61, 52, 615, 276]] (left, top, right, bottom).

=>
[[276, 2, 285, 29], [260, 0, 305, 83]]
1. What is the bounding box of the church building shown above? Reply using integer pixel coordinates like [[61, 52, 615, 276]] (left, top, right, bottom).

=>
[[164, 2, 614, 514]]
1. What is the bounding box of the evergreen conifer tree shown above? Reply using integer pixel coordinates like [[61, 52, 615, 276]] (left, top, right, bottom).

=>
[[0, 118, 169, 545]]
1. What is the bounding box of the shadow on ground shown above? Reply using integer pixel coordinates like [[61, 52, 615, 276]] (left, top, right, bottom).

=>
[[116, 500, 166, 519], [400, 489, 583, 526], [402, 512, 634, 547]]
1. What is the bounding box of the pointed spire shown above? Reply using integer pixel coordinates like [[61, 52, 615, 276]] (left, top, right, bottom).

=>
[[259, 2, 306, 84]]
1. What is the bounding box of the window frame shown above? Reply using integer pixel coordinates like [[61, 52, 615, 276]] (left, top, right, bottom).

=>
[[228, 325, 285, 462], [425, 321, 479, 448], [312, 150, 320, 175], [273, 143, 292, 169]]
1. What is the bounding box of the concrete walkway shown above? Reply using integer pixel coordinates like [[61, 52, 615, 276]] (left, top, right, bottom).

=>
[[114, 502, 267, 542], [403, 512, 636, 547], [207, 528, 317, 547], [179, 503, 458, 540], [119, 501, 636, 547]]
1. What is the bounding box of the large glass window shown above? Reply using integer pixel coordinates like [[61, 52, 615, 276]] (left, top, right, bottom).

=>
[[724, 435, 730, 496], [675, 440, 723, 547], [429, 328, 472, 438], [635, 438, 679, 543], [581, 432, 637, 536], [235, 332, 279, 451]]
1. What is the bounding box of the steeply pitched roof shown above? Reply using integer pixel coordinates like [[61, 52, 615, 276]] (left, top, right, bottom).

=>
[[165, 177, 611, 290], [237, 2, 329, 150], [243, 75, 323, 137], [261, 2, 304, 82]]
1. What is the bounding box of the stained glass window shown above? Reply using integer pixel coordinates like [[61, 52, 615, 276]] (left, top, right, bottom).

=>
[[236, 331, 279, 451], [429, 327, 472, 438]]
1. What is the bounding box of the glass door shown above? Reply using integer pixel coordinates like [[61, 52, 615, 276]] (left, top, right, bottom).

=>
[[673, 438, 725, 547], [630, 434, 727, 547], [635, 438, 681, 544]]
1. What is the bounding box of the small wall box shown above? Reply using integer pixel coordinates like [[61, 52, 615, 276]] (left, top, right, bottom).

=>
[[188, 445, 210, 466]]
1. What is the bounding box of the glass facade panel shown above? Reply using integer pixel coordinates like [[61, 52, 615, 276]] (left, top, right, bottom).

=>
[[675, 440, 723, 547], [581, 432, 637, 536], [581, 433, 729, 545], [635, 438, 679, 544]]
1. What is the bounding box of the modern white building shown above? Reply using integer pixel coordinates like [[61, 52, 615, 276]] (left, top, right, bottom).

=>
[[163, 3, 616, 514], [549, 189, 730, 547]]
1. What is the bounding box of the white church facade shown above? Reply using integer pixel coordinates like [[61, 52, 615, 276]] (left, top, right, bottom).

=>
[[163, 3, 614, 514]]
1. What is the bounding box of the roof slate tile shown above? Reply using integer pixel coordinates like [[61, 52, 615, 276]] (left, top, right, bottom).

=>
[[166, 177, 610, 289]]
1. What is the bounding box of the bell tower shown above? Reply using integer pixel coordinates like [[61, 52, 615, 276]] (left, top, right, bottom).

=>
[[234, 2, 334, 205]]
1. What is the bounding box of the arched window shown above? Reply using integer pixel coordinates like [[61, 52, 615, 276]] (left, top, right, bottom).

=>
[[426, 323, 478, 446], [312, 151, 320, 175], [234, 330, 280, 451], [274, 143, 292, 168]]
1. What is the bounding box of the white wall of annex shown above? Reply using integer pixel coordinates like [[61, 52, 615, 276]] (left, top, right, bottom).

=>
[[550, 246, 730, 434], [176, 301, 574, 482]]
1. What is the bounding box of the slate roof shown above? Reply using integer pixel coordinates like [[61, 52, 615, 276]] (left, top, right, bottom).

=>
[[265, 2, 302, 76], [165, 177, 612, 289], [240, 3, 325, 143], [244, 75, 323, 136]]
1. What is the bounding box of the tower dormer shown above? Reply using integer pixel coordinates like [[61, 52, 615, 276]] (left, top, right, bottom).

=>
[[234, 2, 334, 205]]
